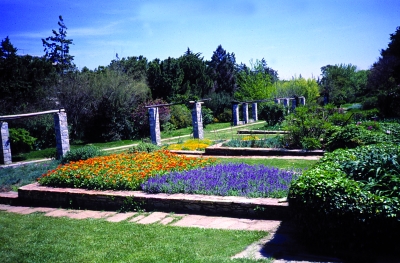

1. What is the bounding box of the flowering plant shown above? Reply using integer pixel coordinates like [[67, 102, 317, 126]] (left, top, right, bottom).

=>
[[38, 150, 216, 190]]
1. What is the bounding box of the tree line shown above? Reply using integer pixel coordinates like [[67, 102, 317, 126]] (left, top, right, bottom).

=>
[[1, 16, 399, 148]]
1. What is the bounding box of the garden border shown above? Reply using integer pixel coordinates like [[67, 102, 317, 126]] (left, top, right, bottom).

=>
[[14, 183, 289, 220]]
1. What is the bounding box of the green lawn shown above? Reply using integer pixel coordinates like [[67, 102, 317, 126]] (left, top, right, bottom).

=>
[[218, 158, 317, 170], [0, 211, 271, 263]]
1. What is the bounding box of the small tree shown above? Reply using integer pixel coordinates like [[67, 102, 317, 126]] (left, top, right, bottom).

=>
[[42, 15, 74, 73]]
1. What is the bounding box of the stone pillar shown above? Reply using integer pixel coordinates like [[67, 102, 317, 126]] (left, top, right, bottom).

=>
[[192, 102, 204, 139], [0, 122, 12, 165], [291, 98, 297, 111], [148, 107, 161, 146], [232, 104, 239, 126], [283, 98, 289, 107], [252, 103, 258, 121], [54, 111, 70, 160], [275, 98, 281, 104], [242, 103, 249, 124], [299, 96, 306, 105]]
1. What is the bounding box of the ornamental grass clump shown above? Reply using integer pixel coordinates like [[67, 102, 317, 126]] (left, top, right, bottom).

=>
[[38, 150, 216, 190], [142, 163, 299, 198]]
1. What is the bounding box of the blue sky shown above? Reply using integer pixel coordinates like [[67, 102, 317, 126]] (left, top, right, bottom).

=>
[[1, 0, 399, 79]]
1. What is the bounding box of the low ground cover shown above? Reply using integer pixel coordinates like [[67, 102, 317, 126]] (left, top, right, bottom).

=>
[[0, 211, 270, 263], [166, 139, 213, 151], [142, 163, 298, 198]]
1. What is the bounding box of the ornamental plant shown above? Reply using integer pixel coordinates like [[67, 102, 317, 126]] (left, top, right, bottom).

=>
[[142, 163, 299, 198], [38, 150, 216, 190], [288, 143, 400, 256], [167, 139, 213, 151]]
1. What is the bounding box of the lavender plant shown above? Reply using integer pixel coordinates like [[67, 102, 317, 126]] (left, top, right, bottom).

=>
[[141, 163, 299, 198]]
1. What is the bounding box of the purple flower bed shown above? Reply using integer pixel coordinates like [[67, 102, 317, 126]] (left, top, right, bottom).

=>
[[141, 163, 300, 198]]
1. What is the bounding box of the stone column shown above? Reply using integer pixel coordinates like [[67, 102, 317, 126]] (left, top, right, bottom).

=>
[[252, 103, 258, 121], [299, 96, 306, 105], [54, 111, 70, 160], [283, 98, 289, 107], [148, 107, 161, 146], [0, 122, 12, 165], [275, 98, 281, 104], [291, 98, 297, 111], [232, 104, 239, 126], [192, 102, 204, 139], [242, 103, 249, 124]]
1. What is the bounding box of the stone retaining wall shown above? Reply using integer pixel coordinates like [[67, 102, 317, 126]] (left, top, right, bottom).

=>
[[18, 183, 289, 220]]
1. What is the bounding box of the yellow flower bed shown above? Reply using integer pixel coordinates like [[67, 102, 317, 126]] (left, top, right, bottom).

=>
[[242, 135, 260, 141], [167, 139, 213, 151]]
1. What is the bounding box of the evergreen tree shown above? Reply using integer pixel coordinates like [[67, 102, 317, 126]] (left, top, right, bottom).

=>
[[42, 15, 74, 73]]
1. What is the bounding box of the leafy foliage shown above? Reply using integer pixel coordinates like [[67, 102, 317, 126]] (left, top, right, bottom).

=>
[[235, 59, 274, 101], [258, 102, 286, 126], [131, 99, 170, 138], [127, 142, 161, 153], [9, 128, 36, 154], [289, 144, 400, 255], [169, 104, 192, 129], [61, 145, 103, 164]]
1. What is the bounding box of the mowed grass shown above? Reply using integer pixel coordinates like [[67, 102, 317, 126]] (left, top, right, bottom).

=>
[[0, 211, 271, 263], [218, 158, 318, 170]]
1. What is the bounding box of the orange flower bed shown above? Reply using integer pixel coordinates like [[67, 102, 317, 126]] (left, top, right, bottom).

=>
[[38, 150, 216, 190]]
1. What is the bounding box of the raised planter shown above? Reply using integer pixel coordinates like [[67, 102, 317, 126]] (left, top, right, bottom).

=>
[[205, 142, 324, 157], [17, 183, 289, 220], [237, 129, 288, 135]]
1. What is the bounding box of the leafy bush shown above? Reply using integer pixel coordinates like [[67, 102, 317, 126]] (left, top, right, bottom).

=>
[[324, 123, 391, 151], [61, 145, 103, 164], [281, 104, 331, 149], [288, 144, 400, 257], [300, 137, 321, 150], [128, 142, 161, 153], [9, 128, 37, 154], [201, 107, 214, 127], [223, 136, 283, 148], [216, 108, 232, 123], [259, 102, 286, 126], [169, 104, 192, 129]]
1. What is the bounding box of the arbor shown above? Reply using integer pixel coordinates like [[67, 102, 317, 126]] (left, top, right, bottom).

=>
[[42, 15, 74, 73]]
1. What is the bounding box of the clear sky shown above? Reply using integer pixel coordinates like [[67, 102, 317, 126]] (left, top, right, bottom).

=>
[[1, 0, 399, 80]]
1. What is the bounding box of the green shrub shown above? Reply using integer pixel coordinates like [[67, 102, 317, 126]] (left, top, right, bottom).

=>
[[259, 102, 286, 126], [300, 137, 321, 150], [288, 144, 400, 257], [169, 105, 192, 129], [9, 128, 37, 154], [128, 142, 161, 153], [324, 124, 390, 151], [222, 136, 283, 148], [61, 145, 103, 164], [201, 107, 214, 127], [216, 108, 232, 123]]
